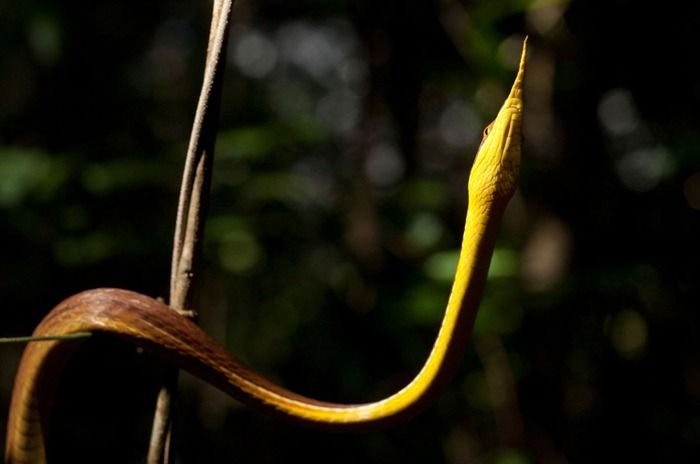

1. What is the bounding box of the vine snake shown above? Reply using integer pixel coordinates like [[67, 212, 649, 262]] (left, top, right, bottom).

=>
[[5, 39, 527, 464]]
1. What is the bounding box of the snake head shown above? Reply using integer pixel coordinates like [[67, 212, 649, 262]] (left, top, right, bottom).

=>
[[468, 37, 527, 207]]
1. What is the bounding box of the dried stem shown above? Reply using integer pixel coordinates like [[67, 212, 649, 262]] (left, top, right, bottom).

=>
[[169, 0, 231, 310], [147, 1, 234, 463]]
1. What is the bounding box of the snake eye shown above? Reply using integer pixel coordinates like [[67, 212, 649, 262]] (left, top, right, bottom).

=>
[[483, 122, 494, 138]]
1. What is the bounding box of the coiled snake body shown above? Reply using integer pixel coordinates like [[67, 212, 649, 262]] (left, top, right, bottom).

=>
[[5, 39, 526, 464]]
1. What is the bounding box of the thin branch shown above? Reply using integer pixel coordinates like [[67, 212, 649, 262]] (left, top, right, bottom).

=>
[[0, 332, 92, 344], [148, 1, 234, 463], [170, 0, 231, 310]]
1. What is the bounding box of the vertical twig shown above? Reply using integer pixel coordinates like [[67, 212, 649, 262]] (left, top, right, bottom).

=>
[[147, 1, 234, 463]]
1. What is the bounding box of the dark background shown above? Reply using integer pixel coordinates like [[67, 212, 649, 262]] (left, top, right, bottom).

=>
[[2, 0, 700, 462]]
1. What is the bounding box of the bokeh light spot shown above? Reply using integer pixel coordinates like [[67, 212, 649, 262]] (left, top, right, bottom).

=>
[[364, 143, 405, 187], [615, 146, 673, 192], [597, 88, 639, 136], [405, 213, 444, 251], [610, 309, 648, 359], [520, 216, 571, 292], [438, 100, 480, 148], [232, 29, 277, 79]]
